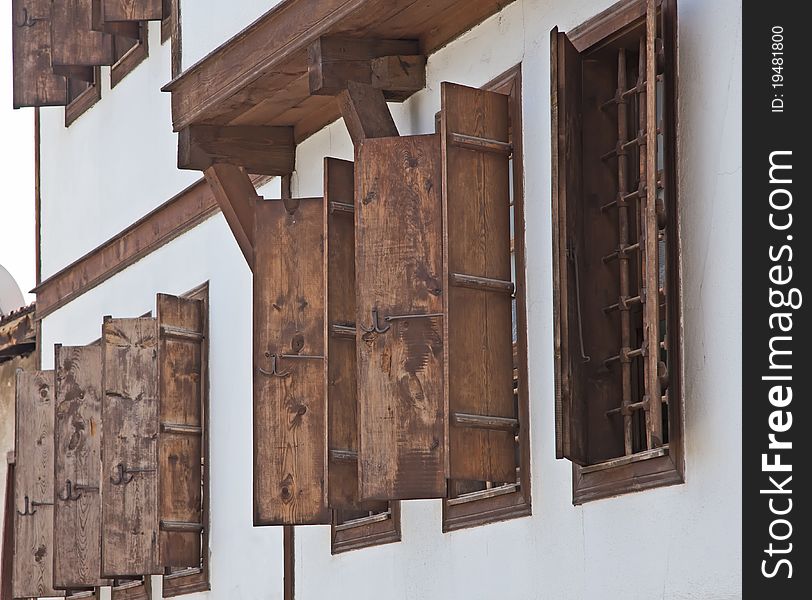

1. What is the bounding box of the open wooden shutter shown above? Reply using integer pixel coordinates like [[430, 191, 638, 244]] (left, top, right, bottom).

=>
[[100, 0, 164, 22], [91, 0, 141, 39], [324, 157, 388, 512], [53, 344, 110, 588], [441, 82, 516, 484], [254, 197, 329, 525], [11, 0, 67, 108], [13, 370, 64, 598], [550, 28, 587, 465], [156, 294, 205, 567], [101, 316, 161, 576], [355, 135, 446, 501], [50, 0, 116, 79]]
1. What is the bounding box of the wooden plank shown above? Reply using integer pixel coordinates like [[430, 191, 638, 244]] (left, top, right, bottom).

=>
[[323, 158, 388, 512], [51, 0, 115, 71], [11, 0, 68, 108], [53, 344, 110, 588], [355, 134, 446, 500], [1, 456, 13, 600], [91, 0, 141, 39], [178, 125, 296, 175], [253, 197, 329, 525], [203, 164, 260, 270], [156, 294, 204, 567], [338, 81, 398, 144], [101, 317, 161, 576], [13, 370, 64, 598], [101, 0, 164, 21], [441, 82, 515, 483]]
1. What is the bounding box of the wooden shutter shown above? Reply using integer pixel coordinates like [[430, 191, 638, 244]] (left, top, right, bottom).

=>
[[91, 0, 140, 39], [50, 0, 116, 77], [53, 344, 110, 588], [100, 0, 164, 22], [101, 316, 161, 576], [11, 0, 67, 108], [441, 82, 517, 484], [324, 158, 388, 512], [355, 135, 446, 500], [550, 28, 587, 465], [156, 293, 205, 567], [254, 197, 329, 525], [13, 370, 64, 598]]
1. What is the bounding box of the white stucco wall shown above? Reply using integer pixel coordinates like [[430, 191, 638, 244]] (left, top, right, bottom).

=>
[[37, 0, 742, 598]]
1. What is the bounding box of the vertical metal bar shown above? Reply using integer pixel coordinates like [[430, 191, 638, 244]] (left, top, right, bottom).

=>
[[643, 0, 663, 449], [615, 49, 634, 456]]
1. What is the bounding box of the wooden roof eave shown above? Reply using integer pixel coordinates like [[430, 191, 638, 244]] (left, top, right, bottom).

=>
[[162, 0, 517, 144]]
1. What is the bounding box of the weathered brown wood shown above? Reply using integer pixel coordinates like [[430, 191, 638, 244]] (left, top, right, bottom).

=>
[[13, 370, 65, 598], [157, 294, 204, 567], [101, 317, 161, 577], [0, 305, 35, 360], [65, 68, 102, 127], [11, 0, 68, 108], [110, 23, 148, 89], [253, 197, 330, 525], [91, 0, 140, 39], [324, 158, 388, 513], [51, 0, 116, 73], [179, 125, 296, 175], [1, 455, 13, 600], [101, 0, 164, 21], [441, 82, 515, 484], [356, 134, 446, 500], [337, 81, 398, 144], [566, 0, 655, 52], [203, 164, 260, 270], [53, 344, 110, 588], [308, 37, 422, 99]]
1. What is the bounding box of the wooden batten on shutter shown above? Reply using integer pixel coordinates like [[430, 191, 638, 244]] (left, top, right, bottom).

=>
[[355, 135, 446, 501], [50, 0, 116, 77], [156, 294, 205, 567], [13, 370, 65, 598], [324, 157, 388, 513], [11, 0, 67, 108], [254, 197, 330, 525], [100, 0, 164, 22], [53, 344, 110, 589], [441, 82, 516, 484], [101, 316, 161, 576], [550, 28, 588, 465]]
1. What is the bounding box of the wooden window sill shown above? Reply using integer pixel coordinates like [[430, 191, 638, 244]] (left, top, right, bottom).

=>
[[443, 486, 531, 533], [162, 567, 210, 597], [331, 504, 401, 554], [573, 451, 683, 505]]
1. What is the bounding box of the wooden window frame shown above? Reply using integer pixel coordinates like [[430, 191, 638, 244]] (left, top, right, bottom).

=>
[[65, 68, 102, 127], [331, 502, 401, 554], [552, 0, 684, 505], [161, 0, 182, 78], [111, 21, 149, 89], [112, 577, 151, 600], [161, 281, 211, 596], [441, 64, 531, 533]]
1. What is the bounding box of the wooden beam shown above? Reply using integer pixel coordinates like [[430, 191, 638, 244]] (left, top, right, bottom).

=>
[[338, 81, 398, 144], [178, 125, 296, 175], [203, 164, 259, 270], [308, 37, 424, 99]]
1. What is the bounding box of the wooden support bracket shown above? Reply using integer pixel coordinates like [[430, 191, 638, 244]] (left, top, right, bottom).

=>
[[179, 125, 296, 175], [204, 164, 259, 270], [338, 81, 399, 144]]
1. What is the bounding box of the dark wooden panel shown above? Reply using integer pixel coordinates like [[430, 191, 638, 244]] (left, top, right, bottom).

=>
[[156, 294, 204, 567], [92, 0, 141, 38], [179, 125, 296, 175], [101, 0, 164, 21], [53, 344, 110, 588], [11, 0, 68, 107], [253, 197, 329, 525], [441, 82, 515, 483], [101, 317, 161, 576], [13, 370, 64, 598], [338, 81, 398, 144], [355, 134, 446, 500], [51, 0, 115, 70]]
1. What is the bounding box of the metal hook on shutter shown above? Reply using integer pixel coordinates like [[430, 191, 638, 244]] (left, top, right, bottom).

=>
[[258, 354, 291, 378], [16, 8, 45, 28], [57, 479, 82, 502], [359, 307, 391, 334], [567, 246, 591, 363], [110, 463, 155, 486], [17, 495, 36, 517]]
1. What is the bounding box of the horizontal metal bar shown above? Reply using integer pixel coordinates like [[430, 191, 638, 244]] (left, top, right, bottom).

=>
[[334, 510, 391, 531], [330, 323, 356, 339], [604, 346, 645, 367], [580, 446, 669, 474], [449, 132, 512, 155], [450, 273, 514, 294], [329, 448, 358, 462], [329, 201, 354, 214], [384, 312, 443, 322], [164, 567, 203, 581], [446, 483, 520, 506], [452, 412, 518, 432], [160, 422, 203, 436], [602, 242, 640, 263], [279, 354, 325, 360], [160, 520, 204, 533], [160, 325, 205, 341], [603, 288, 665, 313], [606, 399, 648, 417], [599, 74, 665, 109]]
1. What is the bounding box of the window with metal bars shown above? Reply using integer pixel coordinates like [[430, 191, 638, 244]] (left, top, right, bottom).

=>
[[551, 0, 683, 504]]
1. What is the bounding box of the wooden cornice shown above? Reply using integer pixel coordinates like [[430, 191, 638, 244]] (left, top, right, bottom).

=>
[[0, 304, 36, 361], [162, 0, 517, 141]]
